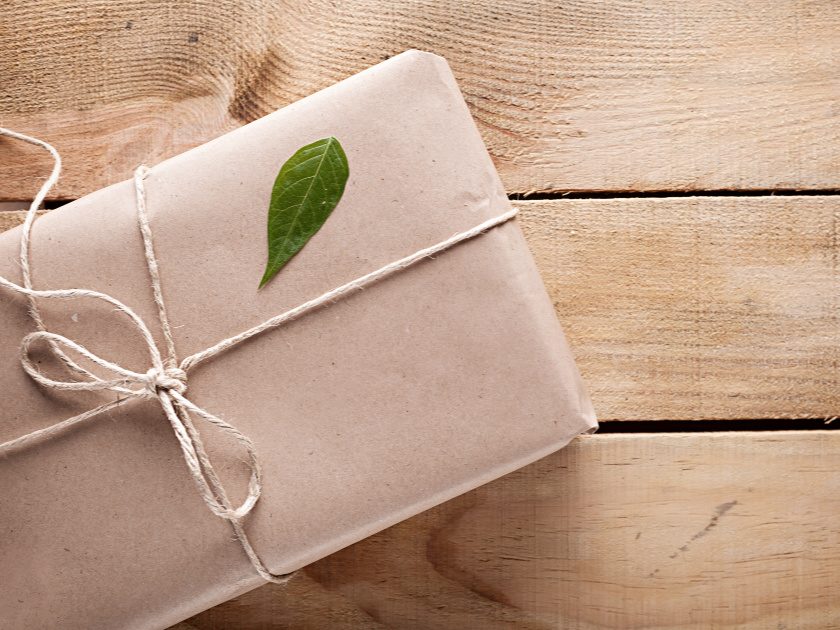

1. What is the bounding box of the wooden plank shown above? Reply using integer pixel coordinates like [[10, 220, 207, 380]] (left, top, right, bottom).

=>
[[176, 431, 840, 629], [0, 206, 32, 231], [3, 194, 839, 420], [522, 195, 840, 421], [1, 0, 838, 200]]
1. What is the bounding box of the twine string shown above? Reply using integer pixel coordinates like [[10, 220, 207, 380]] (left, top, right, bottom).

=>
[[0, 127, 517, 583]]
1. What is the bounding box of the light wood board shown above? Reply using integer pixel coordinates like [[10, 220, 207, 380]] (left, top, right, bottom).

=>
[[4, 194, 838, 421], [1, 0, 838, 199], [521, 195, 840, 421], [173, 431, 840, 629]]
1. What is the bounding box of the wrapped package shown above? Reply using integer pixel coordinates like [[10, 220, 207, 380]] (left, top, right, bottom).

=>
[[0, 50, 596, 629]]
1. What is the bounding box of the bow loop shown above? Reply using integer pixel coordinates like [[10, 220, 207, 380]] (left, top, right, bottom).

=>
[[20, 329, 148, 397], [17, 318, 261, 526]]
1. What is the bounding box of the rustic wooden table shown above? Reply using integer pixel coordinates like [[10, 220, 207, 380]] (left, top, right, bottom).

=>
[[2, 1, 838, 628]]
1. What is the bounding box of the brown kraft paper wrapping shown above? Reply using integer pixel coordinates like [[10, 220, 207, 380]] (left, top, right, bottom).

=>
[[0, 50, 596, 629]]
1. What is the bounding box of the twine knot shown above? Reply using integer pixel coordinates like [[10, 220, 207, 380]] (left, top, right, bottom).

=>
[[144, 366, 187, 396]]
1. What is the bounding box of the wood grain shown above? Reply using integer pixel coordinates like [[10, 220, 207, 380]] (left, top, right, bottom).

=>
[[0, 212, 23, 232], [174, 431, 840, 629], [2, 0, 838, 200], [0, 206, 33, 231], [3, 194, 838, 420], [521, 195, 840, 421]]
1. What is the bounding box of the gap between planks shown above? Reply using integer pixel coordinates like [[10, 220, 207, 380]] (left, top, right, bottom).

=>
[[3, 188, 840, 208], [511, 188, 840, 200]]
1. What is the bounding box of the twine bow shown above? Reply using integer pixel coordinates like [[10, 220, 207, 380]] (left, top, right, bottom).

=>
[[0, 127, 517, 583], [2, 161, 275, 578], [18, 318, 264, 525]]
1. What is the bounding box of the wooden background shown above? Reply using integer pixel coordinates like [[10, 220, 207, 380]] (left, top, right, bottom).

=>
[[2, 0, 839, 627]]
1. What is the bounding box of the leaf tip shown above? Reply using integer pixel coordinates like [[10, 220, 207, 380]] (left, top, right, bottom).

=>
[[258, 268, 274, 290], [325, 136, 346, 155]]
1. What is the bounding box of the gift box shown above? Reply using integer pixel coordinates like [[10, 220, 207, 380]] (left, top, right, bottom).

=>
[[0, 50, 596, 629]]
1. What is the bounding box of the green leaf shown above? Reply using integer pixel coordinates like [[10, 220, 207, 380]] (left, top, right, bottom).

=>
[[259, 136, 349, 288]]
